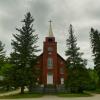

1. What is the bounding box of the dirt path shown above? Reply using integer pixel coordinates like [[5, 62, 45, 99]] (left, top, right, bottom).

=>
[[0, 87, 29, 97], [0, 89, 20, 97]]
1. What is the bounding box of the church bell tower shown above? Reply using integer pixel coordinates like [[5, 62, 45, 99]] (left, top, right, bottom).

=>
[[37, 21, 66, 86], [43, 20, 58, 85]]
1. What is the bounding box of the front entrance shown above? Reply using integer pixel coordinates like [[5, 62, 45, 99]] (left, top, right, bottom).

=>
[[61, 77, 64, 84], [47, 72, 53, 84]]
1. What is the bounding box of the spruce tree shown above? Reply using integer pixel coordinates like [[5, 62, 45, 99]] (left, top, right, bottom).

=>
[[90, 28, 100, 86], [11, 12, 39, 93], [65, 25, 90, 93], [0, 41, 6, 89], [0, 41, 5, 70]]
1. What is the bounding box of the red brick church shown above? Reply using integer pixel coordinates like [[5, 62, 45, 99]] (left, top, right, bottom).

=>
[[37, 21, 67, 86]]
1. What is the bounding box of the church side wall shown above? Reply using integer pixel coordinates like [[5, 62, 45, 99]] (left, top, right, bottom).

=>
[[57, 55, 67, 84]]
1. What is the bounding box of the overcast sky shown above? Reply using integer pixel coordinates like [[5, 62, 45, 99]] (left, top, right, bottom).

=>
[[0, 0, 100, 68]]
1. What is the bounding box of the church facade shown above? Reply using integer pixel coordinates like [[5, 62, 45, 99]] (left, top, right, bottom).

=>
[[37, 21, 67, 86]]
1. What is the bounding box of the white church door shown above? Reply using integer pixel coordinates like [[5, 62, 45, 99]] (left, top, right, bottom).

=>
[[61, 78, 64, 84], [47, 72, 53, 84]]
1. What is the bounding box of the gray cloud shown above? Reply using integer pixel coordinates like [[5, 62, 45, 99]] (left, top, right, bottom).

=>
[[1, 0, 100, 68]]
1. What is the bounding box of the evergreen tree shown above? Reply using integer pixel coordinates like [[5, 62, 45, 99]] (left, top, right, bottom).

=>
[[90, 28, 100, 86], [0, 41, 5, 70], [87, 68, 98, 90], [0, 58, 14, 91], [0, 40, 5, 86], [65, 25, 90, 93], [11, 12, 39, 93]]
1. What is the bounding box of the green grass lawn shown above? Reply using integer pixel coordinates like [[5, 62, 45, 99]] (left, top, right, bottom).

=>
[[57, 92, 92, 97], [0, 93, 43, 99], [0, 91, 93, 99]]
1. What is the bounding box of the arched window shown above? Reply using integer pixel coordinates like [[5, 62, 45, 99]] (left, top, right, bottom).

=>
[[47, 57, 53, 68]]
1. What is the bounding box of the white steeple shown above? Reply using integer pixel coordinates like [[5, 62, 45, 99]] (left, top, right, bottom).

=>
[[48, 20, 54, 37]]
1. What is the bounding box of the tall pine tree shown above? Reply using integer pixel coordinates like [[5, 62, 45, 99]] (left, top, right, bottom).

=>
[[0, 41, 5, 70], [65, 25, 90, 93], [11, 12, 39, 93], [90, 28, 100, 86], [0, 41, 6, 89]]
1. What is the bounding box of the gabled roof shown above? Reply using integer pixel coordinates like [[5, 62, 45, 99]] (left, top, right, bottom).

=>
[[37, 53, 43, 59], [57, 53, 66, 62], [38, 53, 43, 57], [37, 53, 66, 62]]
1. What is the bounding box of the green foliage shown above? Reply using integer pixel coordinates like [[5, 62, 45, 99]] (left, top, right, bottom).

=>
[[9, 12, 39, 93], [65, 25, 87, 68], [57, 92, 92, 97], [88, 69, 98, 84], [65, 25, 90, 93], [0, 41, 15, 91], [84, 68, 98, 91], [90, 28, 100, 86], [0, 58, 17, 91], [0, 41, 8, 90], [0, 41, 5, 70], [65, 67, 90, 93]]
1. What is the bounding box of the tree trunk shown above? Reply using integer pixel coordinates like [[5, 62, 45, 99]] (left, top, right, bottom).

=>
[[21, 86, 24, 94], [6, 85, 10, 91], [28, 84, 33, 93]]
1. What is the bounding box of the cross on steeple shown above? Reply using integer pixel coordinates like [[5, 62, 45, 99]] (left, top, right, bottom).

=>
[[49, 20, 52, 24], [48, 20, 54, 37]]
